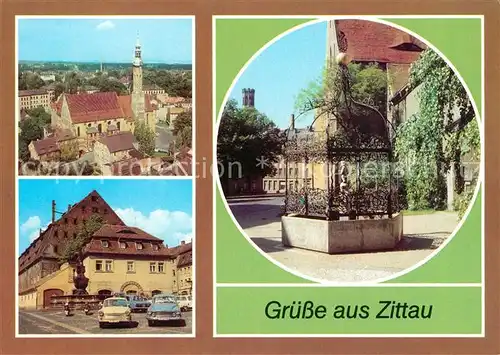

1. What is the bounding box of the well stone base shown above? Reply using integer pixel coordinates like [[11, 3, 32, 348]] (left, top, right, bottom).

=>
[[281, 213, 403, 254]]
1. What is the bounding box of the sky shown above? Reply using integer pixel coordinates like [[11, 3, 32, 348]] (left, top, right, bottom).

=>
[[18, 179, 193, 255], [228, 21, 327, 129], [18, 17, 193, 63]]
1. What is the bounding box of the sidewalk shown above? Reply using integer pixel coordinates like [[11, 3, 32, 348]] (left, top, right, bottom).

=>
[[237, 210, 459, 282]]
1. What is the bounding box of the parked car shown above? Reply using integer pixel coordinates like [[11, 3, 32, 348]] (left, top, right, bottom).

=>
[[146, 293, 185, 326], [128, 295, 151, 313], [98, 297, 132, 328], [176, 295, 193, 312]]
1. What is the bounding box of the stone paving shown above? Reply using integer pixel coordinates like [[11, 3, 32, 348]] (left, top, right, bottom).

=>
[[18, 309, 193, 335], [229, 197, 459, 282]]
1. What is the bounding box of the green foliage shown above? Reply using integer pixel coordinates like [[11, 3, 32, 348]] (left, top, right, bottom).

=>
[[395, 49, 479, 210], [60, 140, 79, 162], [18, 72, 45, 90], [173, 110, 192, 148], [143, 70, 192, 97], [295, 60, 388, 121], [453, 186, 475, 220], [134, 121, 156, 156], [217, 99, 285, 188], [59, 214, 104, 263]]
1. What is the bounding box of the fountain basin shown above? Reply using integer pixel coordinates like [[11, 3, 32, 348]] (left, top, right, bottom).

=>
[[281, 213, 403, 254]]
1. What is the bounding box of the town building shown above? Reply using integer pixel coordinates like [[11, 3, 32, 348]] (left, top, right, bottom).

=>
[[18, 89, 52, 111], [93, 131, 141, 174], [170, 241, 193, 295], [49, 36, 156, 154], [143, 84, 165, 96], [18, 190, 193, 309]]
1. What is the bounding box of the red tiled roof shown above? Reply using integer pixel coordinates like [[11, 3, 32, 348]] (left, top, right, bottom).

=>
[[161, 151, 192, 176], [32, 136, 60, 155], [335, 20, 426, 64], [118, 95, 134, 120], [19, 89, 48, 97], [169, 242, 192, 257], [93, 224, 162, 241], [18, 190, 125, 273], [98, 131, 136, 153], [65, 92, 124, 124], [145, 94, 154, 112], [84, 238, 171, 257], [177, 250, 192, 268], [54, 128, 75, 142]]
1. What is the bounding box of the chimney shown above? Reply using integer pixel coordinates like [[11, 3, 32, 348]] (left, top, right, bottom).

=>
[[39, 228, 42, 236], [290, 114, 295, 130], [181, 240, 185, 245], [51, 200, 56, 223], [68, 204, 71, 212]]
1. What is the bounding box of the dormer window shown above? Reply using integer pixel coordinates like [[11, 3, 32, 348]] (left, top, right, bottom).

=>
[[136, 243, 143, 250], [120, 242, 126, 249], [101, 240, 109, 248], [153, 244, 159, 251]]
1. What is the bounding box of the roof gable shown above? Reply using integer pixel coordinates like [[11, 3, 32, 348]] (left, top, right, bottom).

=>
[[335, 19, 426, 64]]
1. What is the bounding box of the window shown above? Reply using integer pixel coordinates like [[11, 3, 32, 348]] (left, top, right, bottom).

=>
[[120, 242, 126, 249], [158, 262, 164, 273], [81, 206, 85, 212], [105, 260, 113, 272], [173, 269, 176, 276], [77, 127, 80, 137], [101, 240, 109, 248], [104, 208, 108, 214], [153, 244, 159, 251], [74, 218, 77, 224], [136, 243, 143, 250], [127, 261, 135, 272], [64, 231, 68, 238], [150, 262, 156, 273], [64, 218, 68, 224], [92, 207, 98, 213], [95, 260, 103, 271], [91, 196, 97, 202]]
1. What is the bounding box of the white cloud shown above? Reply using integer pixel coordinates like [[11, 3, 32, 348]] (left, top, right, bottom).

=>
[[113, 207, 192, 246], [20, 216, 41, 234], [20, 216, 49, 242], [96, 20, 115, 31]]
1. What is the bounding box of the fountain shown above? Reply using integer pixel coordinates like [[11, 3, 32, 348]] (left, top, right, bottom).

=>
[[281, 51, 403, 254]]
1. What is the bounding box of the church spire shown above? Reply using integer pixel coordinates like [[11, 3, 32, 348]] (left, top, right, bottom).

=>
[[133, 31, 142, 67]]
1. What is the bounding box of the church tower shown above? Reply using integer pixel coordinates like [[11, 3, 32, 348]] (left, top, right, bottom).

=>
[[131, 33, 145, 121]]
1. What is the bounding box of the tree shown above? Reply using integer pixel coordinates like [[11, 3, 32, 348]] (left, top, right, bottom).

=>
[[53, 82, 65, 101], [217, 99, 285, 192], [27, 106, 51, 125], [173, 110, 192, 148], [59, 214, 104, 264], [395, 49, 479, 210], [60, 140, 79, 162], [18, 72, 45, 90], [134, 121, 156, 156]]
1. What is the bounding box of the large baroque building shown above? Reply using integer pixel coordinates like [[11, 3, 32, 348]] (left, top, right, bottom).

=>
[[18, 190, 193, 309]]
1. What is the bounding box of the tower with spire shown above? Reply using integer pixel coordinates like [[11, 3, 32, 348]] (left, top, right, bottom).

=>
[[131, 32, 145, 121]]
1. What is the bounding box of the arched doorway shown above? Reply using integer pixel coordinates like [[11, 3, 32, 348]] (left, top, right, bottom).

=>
[[151, 289, 162, 296], [120, 281, 143, 294], [43, 288, 63, 308]]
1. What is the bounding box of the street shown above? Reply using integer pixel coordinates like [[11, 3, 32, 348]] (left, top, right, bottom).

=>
[[18, 309, 193, 335], [228, 196, 458, 282]]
